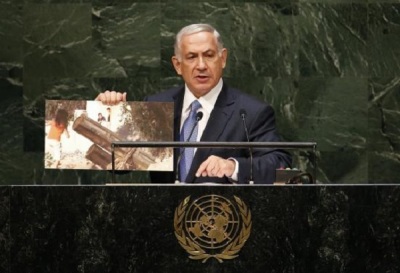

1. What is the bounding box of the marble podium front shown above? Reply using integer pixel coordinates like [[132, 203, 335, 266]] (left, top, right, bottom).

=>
[[0, 185, 399, 273]]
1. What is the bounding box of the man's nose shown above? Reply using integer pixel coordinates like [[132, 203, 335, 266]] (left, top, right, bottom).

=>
[[196, 57, 207, 69]]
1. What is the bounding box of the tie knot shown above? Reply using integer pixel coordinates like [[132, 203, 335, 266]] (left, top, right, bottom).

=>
[[191, 100, 201, 112]]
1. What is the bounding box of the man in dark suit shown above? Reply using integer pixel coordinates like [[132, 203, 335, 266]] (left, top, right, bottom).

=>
[[97, 23, 291, 184]]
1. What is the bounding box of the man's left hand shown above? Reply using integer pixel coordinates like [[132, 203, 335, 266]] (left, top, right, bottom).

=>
[[196, 155, 235, 178]]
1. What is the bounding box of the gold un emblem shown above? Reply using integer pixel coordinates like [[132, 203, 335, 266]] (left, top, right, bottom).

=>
[[174, 195, 252, 263]]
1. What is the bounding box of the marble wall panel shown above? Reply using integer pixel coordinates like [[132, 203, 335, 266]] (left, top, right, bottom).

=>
[[0, 78, 24, 184], [0, 4, 23, 63], [368, 78, 400, 152], [293, 77, 368, 182], [0, 1, 24, 184], [368, 3, 400, 77], [229, 3, 299, 78], [23, 4, 94, 78], [92, 3, 161, 77], [299, 3, 368, 77], [0, 4, 24, 186], [295, 77, 368, 151], [368, 77, 400, 183]]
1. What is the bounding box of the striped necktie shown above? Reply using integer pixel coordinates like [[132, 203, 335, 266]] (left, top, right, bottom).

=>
[[179, 100, 202, 182]]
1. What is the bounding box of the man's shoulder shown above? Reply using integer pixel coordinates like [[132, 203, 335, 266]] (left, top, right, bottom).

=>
[[145, 85, 183, 102]]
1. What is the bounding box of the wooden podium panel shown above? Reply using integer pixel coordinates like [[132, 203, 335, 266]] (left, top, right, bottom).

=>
[[1, 185, 399, 273]]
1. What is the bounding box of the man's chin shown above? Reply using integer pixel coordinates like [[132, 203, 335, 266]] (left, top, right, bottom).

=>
[[191, 87, 213, 97], [191, 82, 216, 95]]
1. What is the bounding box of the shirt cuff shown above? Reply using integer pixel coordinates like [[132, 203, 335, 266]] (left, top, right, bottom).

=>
[[227, 158, 239, 182]]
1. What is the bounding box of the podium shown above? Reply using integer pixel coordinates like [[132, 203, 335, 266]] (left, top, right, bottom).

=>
[[2, 184, 399, 273]]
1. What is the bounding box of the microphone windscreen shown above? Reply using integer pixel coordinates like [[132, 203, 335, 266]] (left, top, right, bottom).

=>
[[239, 109, 247, 118], [196, 111, 203, 121]]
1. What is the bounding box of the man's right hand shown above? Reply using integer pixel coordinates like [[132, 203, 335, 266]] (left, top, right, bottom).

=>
[[96, 90, 127, 105]]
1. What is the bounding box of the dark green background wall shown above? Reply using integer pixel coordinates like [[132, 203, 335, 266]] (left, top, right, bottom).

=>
[[1, 0, 399, 184]]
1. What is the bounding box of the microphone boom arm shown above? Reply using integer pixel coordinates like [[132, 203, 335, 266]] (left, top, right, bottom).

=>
[[240, 110, 254, 184]]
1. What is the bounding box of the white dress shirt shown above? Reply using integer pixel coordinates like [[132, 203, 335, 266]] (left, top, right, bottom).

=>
[[180, 78, 223, 139]]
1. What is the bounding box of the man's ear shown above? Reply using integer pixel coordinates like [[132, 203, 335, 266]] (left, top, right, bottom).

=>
[[221, 48, 228, 69], [171, 56, 182, 75]]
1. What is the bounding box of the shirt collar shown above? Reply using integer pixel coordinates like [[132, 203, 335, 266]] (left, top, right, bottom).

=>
[[182, 78, 223, 114]]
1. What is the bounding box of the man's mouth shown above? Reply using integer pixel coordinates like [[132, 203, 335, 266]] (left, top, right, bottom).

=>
[[195, 75, 209, 82]]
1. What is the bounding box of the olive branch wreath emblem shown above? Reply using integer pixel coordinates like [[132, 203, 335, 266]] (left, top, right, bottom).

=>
[[174, 195, 252, 263]]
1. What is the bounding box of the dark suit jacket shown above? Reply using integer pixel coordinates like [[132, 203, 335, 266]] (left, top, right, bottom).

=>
[[144, 82, 292, 184]]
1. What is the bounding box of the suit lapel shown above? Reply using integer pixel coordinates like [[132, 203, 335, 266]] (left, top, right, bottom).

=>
[[172, 87, 185, 171], [173, 90, 184, 141], [186, 84, 236, 182]]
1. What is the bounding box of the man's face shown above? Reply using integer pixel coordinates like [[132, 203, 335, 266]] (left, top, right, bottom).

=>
[[172, 31, 227, 98]]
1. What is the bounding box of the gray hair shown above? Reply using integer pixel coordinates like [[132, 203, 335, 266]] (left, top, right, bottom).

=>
[[174, 23, 224, 60]]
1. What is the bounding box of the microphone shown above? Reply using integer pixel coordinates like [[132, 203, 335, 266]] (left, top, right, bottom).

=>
[[175, 111, 204, 183], [240, 109, 254, 185]]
